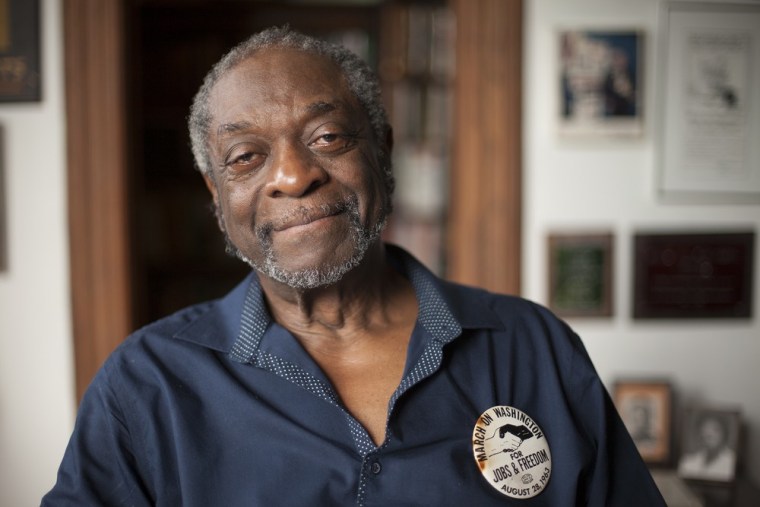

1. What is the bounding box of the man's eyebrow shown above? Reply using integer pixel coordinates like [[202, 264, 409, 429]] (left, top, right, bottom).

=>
[[216, 120, 253, 137], [305, 101, 339, 116], [215, 102, 343, 138]]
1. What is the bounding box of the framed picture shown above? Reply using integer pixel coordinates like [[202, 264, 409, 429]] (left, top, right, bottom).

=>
[[0, 0, 41, 102], [613, 381, 673, 466], [657, 2, 760, 200], [547, 232, 613, 317], [678, 407, 741, 483], [0, 124, 5, 271], [558, 29, 644, 137], [633, 231, 754, 319]]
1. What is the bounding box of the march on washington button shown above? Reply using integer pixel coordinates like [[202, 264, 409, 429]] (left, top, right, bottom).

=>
[[472, 405, 552, 499]]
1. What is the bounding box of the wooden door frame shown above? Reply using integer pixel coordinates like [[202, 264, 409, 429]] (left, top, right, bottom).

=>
[[63, 0, 522, 400], [64, 0, 132, 401], [448, 0, 522, 295]]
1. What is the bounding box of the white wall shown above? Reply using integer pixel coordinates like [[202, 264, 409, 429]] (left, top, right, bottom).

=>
[[0, 0, 75, 505], [524, 0, 760, 484]]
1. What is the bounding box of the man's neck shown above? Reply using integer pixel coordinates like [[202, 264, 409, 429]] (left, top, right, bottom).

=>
[[257, 243, 418, 446], [257, 243, 417, 346]]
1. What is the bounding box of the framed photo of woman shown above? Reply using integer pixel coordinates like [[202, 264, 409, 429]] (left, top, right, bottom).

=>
[[678, 407, 741, 483]]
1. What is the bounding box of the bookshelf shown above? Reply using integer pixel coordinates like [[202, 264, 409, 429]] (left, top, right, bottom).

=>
[[379, 1, 454, 274]]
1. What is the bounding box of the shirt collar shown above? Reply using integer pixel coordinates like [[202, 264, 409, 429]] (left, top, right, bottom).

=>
[[174, 244, 503, 361], [171, 271, 257, 353]]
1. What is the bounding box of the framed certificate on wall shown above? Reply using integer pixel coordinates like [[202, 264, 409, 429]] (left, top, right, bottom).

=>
[[657, 2, 760, 201]]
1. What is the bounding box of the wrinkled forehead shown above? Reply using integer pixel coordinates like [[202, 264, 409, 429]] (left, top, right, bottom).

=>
[[208, 48, 359, 126]]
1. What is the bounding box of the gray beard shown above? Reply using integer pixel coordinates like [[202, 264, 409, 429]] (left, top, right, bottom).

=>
[[221, 197, 387, 290]]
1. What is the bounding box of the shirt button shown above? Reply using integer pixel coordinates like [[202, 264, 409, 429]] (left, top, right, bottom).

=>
[[371, 461, 382, 475]]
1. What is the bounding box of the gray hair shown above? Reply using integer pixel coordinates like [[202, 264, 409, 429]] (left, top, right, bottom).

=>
[[188, 25, 391, 177]]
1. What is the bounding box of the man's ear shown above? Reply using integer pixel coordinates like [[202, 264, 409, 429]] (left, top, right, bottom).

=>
[[202, 172, 219, 204], [202, 172, 226, 231]]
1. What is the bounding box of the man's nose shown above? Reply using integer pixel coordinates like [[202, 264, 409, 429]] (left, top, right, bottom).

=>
[[265, 142, 328, 198]]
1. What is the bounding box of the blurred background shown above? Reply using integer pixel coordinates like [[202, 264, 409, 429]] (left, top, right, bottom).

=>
[[1, 0, 759, 504]]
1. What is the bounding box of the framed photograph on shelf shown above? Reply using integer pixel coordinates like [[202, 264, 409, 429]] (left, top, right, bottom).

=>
[[678, 407, 741, 483], [657, 2, 760, 201], [558, 29, 644, 137], [547, 232, 613, 317], [613, 380, 673, 466]]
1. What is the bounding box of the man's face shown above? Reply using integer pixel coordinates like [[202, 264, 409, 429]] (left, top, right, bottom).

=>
[[204, 48, 390, 288]]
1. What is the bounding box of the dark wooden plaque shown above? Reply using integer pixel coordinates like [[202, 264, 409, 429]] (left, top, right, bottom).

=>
[[633, 232, 754, 319]]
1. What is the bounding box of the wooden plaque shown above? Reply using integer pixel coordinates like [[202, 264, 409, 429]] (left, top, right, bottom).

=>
[[633, 231, 754, 319]]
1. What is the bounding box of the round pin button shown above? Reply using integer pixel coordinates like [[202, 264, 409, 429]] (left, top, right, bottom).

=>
[[371, 461, 382, 474], [472, 405, 552, 499]]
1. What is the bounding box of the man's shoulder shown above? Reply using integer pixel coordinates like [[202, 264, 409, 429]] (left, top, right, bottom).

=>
[[109, 274, 255, 366], [129, 300, 217, 344], [91, 295, 242, 404], [434, 277, 587, 361], [437, 277, 562, 329], [106, 300, 219, 369]]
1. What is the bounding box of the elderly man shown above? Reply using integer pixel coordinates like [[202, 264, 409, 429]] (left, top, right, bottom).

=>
[[45, 27, 664, 506]]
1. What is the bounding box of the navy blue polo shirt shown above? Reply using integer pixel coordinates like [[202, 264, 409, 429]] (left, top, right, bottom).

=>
[[44, 245, 664, 506]]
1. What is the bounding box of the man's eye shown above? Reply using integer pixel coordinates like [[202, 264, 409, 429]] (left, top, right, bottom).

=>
[[324, 134, 341, 142], [224, 148, 265, 171], [309, 132, 357, 153], [313, 133, 340, 145], [231, 152, 256, 164]]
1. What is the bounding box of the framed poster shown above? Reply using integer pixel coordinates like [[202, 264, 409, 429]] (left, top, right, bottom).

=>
[[658, 2, 760, 199], [0, 124, 5, 271], [678, 407, 741, 483], [0, 0, 41, 102], [558, 29, 644, 137], [547, 233, 613, 317], [633, 231, 754, 319], [613, 380, 673, 466]]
